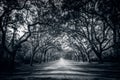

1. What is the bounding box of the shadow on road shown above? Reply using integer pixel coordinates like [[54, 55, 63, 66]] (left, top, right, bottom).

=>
[[0, 58, 120, 80]]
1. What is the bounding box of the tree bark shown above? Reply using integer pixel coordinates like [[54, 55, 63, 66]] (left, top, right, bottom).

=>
[[10, 51, 16, 70], [30, 53, 35, 66]]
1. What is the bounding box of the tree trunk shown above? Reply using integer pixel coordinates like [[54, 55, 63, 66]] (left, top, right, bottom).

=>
[[96, 52, 103, 63], [10, 52, 16, 70], [80, 52, 85, 62], [30, 53, 35, 66], [39, 54, 42, 64], [0, 32, 6, 62], [113, 27, 120, 61], [92, 47, 103, 63]]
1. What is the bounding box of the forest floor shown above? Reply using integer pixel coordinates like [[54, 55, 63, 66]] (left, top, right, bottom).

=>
[[0, 58, 120, 80]]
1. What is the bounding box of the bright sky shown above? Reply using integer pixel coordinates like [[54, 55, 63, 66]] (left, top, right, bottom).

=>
[[54, 33, 73, 52]]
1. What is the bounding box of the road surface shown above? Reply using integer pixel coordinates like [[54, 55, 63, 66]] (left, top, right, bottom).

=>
[[0, 58, 120, 80]]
